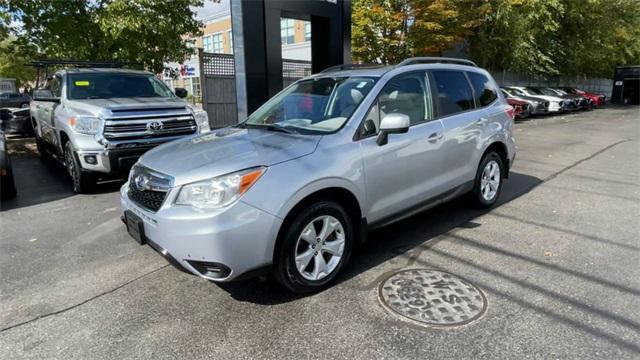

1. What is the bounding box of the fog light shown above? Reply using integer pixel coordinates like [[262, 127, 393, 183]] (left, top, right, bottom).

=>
[[84, 155, 97, 164]]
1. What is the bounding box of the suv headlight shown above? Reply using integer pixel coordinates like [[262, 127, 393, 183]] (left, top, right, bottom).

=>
[[69, 115, 101, 135], [194, 110, 210, 133], [175, 167, 266, 209]]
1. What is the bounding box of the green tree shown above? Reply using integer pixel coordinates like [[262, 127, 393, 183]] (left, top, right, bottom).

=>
[[1, 0, 205, 73], [557, 0, 640, 78], [466, 0, 565, 76]]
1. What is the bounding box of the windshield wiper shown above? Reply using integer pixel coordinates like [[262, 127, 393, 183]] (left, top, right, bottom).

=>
[[239, 122, 299, 134]]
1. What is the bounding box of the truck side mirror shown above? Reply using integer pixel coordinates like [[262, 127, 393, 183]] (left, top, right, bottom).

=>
[[33, 89, 59, 103], [174, 87, 188, 98]]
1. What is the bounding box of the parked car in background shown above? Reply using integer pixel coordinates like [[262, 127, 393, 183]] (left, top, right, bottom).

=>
[[0, 79, 31, 110], [31, 68, 210, 193], [506, 86, 569, 113], [121, 58, 516, 293], [560, 87, 606, 107], [0, 108, 32, 135], [546, 87, 592, 110], [505, 97, 531, 119], [527, 87, 581, 112], [501, 87, 549, 116], [0, 130, 16, 200]]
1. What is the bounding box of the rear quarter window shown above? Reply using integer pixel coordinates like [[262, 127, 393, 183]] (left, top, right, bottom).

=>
[[468, 72, 498, 107]]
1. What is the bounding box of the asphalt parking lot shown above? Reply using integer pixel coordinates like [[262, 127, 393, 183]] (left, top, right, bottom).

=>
[[1, 107, 639, 359]]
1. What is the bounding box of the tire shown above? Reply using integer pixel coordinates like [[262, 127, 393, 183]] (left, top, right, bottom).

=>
[[469, 151, 504, 209], [274, 201, 353, 294], [64, 141, 94, 193]]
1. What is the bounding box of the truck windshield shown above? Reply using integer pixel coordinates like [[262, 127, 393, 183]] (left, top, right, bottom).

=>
[[67, 73, 174, 100], [243, 76, 376, 134]]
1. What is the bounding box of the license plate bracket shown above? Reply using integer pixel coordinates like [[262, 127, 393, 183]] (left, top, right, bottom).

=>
[[125, 210, 146, 245]]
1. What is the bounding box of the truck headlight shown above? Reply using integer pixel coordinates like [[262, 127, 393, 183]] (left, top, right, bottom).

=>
[[69, 115, 101, 135], [194, 110, 210, 133], [175, 167, 266, 209]]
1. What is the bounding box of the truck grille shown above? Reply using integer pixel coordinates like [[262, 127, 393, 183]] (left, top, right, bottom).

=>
[[127, 164, 172, 212], [103, 107, 197, 141]]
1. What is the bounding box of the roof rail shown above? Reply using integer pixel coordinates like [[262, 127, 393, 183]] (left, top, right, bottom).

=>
[[28, 60, 141, 69], [320, 63, 384, 73], [398, 57, 477, 67]]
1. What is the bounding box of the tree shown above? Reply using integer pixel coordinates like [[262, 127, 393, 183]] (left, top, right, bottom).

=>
[[352, 0, 488, 64], [466, 0, 565, 76], [1, 0, 205, 73], [352, 0, 413, 64], [466, 0, 640, 78], [556, 0, 640, 78]]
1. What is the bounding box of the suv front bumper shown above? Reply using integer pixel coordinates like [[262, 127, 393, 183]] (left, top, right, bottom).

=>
[[120, 183, 283, 281]]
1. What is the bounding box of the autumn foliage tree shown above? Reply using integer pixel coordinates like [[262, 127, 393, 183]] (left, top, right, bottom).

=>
[[352, 0, 489, 64], [353, 0, 640, 78]]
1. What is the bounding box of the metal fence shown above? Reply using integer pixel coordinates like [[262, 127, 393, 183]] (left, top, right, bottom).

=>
[[490, 70, 613, 97], [199, 50, 312, 127]]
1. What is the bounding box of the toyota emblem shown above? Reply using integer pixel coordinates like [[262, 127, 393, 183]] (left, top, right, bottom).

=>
[[147, 121, 163, 132]]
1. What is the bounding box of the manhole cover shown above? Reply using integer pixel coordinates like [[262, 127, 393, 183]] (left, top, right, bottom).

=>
[[378, 269, 487, 327]]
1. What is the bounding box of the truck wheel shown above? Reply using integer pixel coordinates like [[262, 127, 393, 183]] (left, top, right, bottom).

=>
[[274, 201, 353, 294], [64, 141, 94, 193], [469, 151, 504, 209]]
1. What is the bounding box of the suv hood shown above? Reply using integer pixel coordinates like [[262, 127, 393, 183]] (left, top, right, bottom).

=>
[[139, 127, 321, 185], [65, 97, 188, 117]]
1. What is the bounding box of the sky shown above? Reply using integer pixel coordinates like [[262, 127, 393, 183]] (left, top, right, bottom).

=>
[[192, 0, 230, 20]]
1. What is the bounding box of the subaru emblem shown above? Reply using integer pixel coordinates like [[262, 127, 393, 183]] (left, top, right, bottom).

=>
[[134, 174, 148, 190]]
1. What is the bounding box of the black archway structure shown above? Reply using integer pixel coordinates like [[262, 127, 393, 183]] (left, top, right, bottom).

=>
[[231, 0, 351, 120]]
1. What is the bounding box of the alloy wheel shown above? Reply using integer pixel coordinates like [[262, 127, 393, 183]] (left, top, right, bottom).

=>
[[294, 215, 345, 281], [480, 160, 500, 201]]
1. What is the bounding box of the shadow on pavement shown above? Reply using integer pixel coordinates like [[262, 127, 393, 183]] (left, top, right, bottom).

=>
[[217, 171, 543, 304], [0, 137, 123, 211]]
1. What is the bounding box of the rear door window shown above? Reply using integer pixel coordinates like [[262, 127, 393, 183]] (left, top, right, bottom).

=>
[[432, 70, 475, 117], [468, 72, 498, 107]]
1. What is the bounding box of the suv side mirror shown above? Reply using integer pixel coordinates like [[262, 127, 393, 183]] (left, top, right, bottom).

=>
[[377, 113, 410, 146], [175, 87, 188, 98], [33, 89, 59, 103]]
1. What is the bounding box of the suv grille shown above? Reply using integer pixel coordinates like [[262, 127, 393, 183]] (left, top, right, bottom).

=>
[[128, 187, 166, 212], [103, 107, 197, 141], [128, 165, 172, 212]]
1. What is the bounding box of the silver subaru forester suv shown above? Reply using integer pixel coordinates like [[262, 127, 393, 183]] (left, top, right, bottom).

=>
[[121, 58, 516, 293]]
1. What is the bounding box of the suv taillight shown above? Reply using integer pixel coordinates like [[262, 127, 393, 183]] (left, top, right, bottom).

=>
[[505, 105, 515, 120]]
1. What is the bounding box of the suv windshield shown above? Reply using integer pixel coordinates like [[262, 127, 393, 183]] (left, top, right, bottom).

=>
[[67, 73, 174, 100], [244, 76, 376, 134]]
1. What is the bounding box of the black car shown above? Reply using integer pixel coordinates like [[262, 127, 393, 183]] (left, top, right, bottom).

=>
[[0, 130, 16, 200], [0, 92, 31, 109], [0, 108, 33, 135]]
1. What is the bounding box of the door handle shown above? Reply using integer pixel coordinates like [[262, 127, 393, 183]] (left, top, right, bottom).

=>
[[476, 117, 488, 126], [427, 132, 443, 142]]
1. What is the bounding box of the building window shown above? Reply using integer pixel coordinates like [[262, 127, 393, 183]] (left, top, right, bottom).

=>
[[212, 33, 223, 53], [228, 30, 233, 54], [281, 18, 295, 45], [304, 22, 311, 42], [203, 35, 213, 53]]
